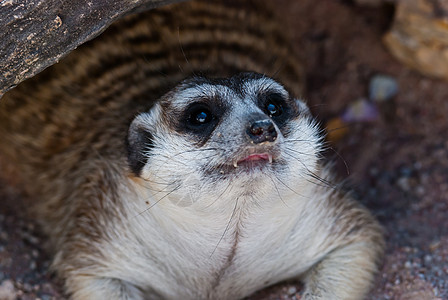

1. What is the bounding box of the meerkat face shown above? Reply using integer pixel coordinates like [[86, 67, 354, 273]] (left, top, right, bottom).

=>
[[127, 72, 322, 206]]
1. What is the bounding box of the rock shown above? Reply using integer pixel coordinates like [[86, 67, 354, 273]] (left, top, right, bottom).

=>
[[0, 0, 183, 99], [287, 286, 297, 295], [0, 280, 17, 300], [384, 0, 448, 79], [341, 98, 379, 123], [369, 75, 399, 102]]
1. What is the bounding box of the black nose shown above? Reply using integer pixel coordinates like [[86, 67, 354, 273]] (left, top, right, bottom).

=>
[[247, 119, 278, 144]]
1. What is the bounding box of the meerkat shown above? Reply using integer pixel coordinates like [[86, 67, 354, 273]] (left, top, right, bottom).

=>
[[0, 0, 384, 299]]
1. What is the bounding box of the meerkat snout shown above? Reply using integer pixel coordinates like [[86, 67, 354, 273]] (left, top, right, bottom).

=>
[[246, 118, 278, 144]]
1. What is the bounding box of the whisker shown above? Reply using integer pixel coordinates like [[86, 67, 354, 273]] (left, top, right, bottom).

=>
[[268, 175, 291, 208], [204, 179, 233, 209], [210, 197, 239, 258], [177, 27, 189, 74], [281, 150, 336, 190], [273, 173, 308, 199], [322, 142, 350, 176], [325, 124, 350, 135], [133, 182, 182, 218], [283, 146, 318, 158]]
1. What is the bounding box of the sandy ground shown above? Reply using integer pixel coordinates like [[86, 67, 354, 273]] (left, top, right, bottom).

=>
[[1, 0, 448, 299]]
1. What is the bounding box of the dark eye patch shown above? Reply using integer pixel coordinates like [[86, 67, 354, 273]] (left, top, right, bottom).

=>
[[258, 91, 291, 127], [175, 100, 222, 146]]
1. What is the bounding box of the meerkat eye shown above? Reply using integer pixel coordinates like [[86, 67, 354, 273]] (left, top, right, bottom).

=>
[[186, 103, 214, 127], [194, 110, 211, 124], [264, 93, 284, 118]]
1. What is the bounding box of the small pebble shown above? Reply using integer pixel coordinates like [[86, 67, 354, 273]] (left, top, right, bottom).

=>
[[397, 177, 411, 192], [23, 282, 33, 292], [341, 98, 379, 123], [22, 232, 39, 245], [404, 261, 412, 268], [288, 286, 297, 295], [0, 280, 17, 300], [369, 75, 398, 102], [31, 249, 39, 258], [29, 260, 37, 270], [429, 240, 441, 252], [416, 185, 425, 196]]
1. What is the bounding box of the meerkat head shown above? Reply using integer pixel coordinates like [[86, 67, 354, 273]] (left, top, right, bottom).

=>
[[127, 72, 322, 207]]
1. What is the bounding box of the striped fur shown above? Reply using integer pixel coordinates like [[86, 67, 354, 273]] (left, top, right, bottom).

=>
[[0, 0, 304, 235]]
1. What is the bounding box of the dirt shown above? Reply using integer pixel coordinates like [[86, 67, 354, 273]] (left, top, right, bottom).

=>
[[1, 0, 448, 299]]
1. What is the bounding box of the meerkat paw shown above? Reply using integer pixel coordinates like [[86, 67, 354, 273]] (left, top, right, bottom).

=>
[[301, 240, 383, 300], [66, 276, 145, 300]]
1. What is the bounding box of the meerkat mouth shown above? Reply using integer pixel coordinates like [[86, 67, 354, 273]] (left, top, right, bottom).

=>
[[233, 153, 273, 168]]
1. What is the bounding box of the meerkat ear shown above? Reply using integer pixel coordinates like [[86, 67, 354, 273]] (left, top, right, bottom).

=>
[[126, 112, 155, 176]]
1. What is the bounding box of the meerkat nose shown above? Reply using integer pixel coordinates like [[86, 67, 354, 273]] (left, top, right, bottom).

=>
[[247, 119, 277, 144]]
